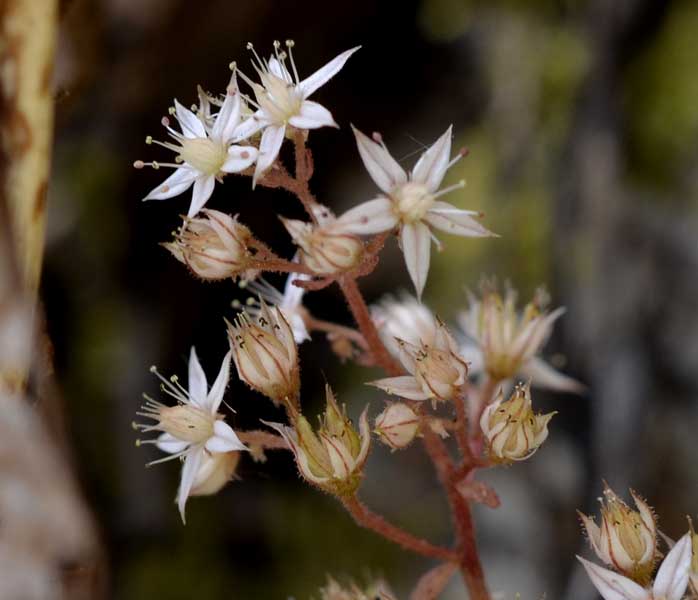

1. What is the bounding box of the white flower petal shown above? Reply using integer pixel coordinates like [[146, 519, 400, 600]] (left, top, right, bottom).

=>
[[187, 347, 208, 407], [156, 432, 189, 454], [519, 356, 585, 394], [334, 196, 398, 235], [175, 99, 206, 139], [289, 100, 337, 129], [205, 350, 232, 414], [369, 375, 431, 401], [400, 222, 431, 299], [221, 145, 258, 173], [282, 272, 307, 311], [577, 556, 648, 600], [205, 420, 247, 453], [653, 534, 692, 600], [299, 46, 361, 98], [352, 126, 407, 193], [232, 112, 267, 142], [411, 126, 452, 192], [177, 447, 204, 524], [253, 124, 286, 187], [188, 175, 216, 217], [268, 57, 292, 83], [143, 167, 197, 201], [211, 86, 241, 143], [425, 201, 493, 238]]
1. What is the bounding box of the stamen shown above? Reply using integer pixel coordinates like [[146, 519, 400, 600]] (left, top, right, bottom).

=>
[[285, 39, 300, 85], [433, 180, 466, 199], [145, 448, 190, 467]]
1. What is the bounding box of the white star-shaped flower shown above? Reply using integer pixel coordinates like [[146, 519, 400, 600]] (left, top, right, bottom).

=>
[[334, 125, 495, 298], [135, 348, 247, 523], [578, 533, 692, 600], [234, 40, 360, 186], [137, 75, 258, 217]]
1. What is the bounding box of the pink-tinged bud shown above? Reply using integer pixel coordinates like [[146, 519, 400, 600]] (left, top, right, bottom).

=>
[[164, 209, 254, 280], [374, 403, 420, 450], [370, 319, 468, 406], [479, 382, 555, 463], [578, 484, 658, 585], [190, 451, 241, 497], [280, 217, 364, 275], [227, 302, 299, 406], [266, 386, 370, 497]]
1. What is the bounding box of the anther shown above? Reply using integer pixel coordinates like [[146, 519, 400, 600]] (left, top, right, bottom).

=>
[[246, 42, 254, 50], [168, 106, 176, 115], [273, 40, 281, 49], [459, 147, 470, 158], [229, 61, 237, 71], [372, 132, 383, 143], [285, 39, 295, 48], [133, 160, 145, 169], [145, 135, 153, 145], [161, 116, 170, 127]]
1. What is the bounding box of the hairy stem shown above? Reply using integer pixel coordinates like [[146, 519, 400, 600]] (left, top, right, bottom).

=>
[[341, 495, 457, 562], [338, 276, 402, 375]]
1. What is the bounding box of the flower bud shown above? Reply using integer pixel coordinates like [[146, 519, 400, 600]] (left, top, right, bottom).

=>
[[281, 216, 364, 275], [578, 484, 658, 584], [227, 301, 299, 405], [370, 319, 468, 406], [266, 386, 370, 497], [374, 402, 419, 450], [479, 382, 555, 463], [190, 451, 241, 497], [165, 209, 254, 280]]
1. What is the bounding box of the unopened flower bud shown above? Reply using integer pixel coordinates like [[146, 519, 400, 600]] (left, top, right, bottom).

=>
[[479, 382, 555, 463], [165, 209, 254, 280], [227, 301, 299, 405], [374, 403, 419, 450], [266, 386, 370, 497], [190, 451, 241, 497], [281, 216, 364, 275], [578, 484, 658, 585], [371, 319, 467, 406]]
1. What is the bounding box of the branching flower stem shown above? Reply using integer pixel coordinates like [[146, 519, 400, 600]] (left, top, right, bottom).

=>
[[341, 495, 457, 562]]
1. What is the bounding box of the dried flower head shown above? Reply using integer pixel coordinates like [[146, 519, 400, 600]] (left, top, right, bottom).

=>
[[458, 283, 582, 392], [578, 484, 658, 585], [335, 126, 494, 297], [164, 209, 254, 280], [578, 533, 692, 600], [135, 75, 258, 217], [267, 386, 370, 497], [234, 41, 359, 185], [479, 382, 555, 463], [374, 402, 420, 450], [133, 348, 247, 522], [370, 318, 468, 406], [281, 215, 364, 275], [227, 302, 299, 406]]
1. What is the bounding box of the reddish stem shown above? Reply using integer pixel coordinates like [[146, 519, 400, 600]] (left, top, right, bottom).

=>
[[303, 313, 369, 350], [337, 276, 402, 376], [341, 495, 457, 562]]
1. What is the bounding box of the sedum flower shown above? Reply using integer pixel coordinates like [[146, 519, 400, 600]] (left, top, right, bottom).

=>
[[240, 271, 311, 344], [458, 283, 583, 392], [135, 75, 258, 217], [578, 484, 658, 584], [374, 402, 420, 450], [370, 318, 468, 406], [578, 533, 692, 600], [266, 385, 370, 497], [334, 126, 494, 297], [235, 40, 360, 186], [227, 301, 300, 405], [164, 209, 254, 280], [134, 348, 247, 522], [479, 382, 555, 463], [281, 214, 364, 276]]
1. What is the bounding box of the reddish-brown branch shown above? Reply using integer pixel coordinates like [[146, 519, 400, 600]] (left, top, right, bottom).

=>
[[453, 387, 472, 462], [338, 276, 402, 376], [303, 313, 369, 350], [341, 495, 457, 562], [237, 430, 289, 450]]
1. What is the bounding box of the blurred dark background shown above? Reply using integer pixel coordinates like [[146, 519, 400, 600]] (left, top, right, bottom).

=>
[[45, 0, 698, 597]]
